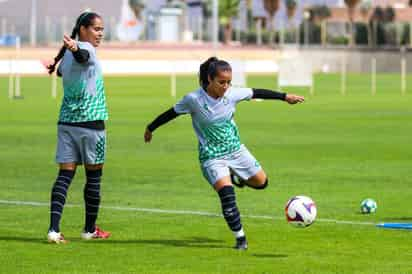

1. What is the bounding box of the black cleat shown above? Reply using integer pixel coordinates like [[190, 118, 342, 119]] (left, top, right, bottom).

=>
[[230, 173, 245, 188], [234, 236, 248, 250]]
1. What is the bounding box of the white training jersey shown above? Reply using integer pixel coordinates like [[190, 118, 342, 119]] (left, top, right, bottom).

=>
[[174, 87, 253, 162], [57, 41, 108, 123]]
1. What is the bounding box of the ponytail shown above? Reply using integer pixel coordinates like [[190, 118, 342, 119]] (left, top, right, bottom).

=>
[[198, 57, 232, 90], [47, 27, 77, 74], [47, 11, 101, 75]]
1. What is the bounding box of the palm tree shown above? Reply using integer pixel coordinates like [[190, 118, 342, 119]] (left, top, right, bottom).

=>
[[285, 0, 297, 42], [344, 0, 361, 46], [285, 0, 297, 19], [264, 0, 280, 44], [359, 0, 372, 46], [219, 0, 240, 44], [129, 0, 145, 20]]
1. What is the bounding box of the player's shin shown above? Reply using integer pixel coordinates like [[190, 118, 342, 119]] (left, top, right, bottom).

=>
[[218, 185, 247, 249], [49, 169, 75, 232], [84, 169, 102, 233]]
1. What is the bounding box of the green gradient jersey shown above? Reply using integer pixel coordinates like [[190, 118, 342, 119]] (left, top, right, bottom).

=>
[[174, 87, 253, 162], [57, 41, 108, 123]]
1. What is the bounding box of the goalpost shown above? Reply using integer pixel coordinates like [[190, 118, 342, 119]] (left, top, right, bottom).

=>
[[230, 60, 247, 88], [1, 35, 22, 99], [277, 50, 313, 95], [369, 53, 407, 96]]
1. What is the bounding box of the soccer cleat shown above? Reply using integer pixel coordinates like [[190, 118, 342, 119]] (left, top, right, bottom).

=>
[[47, 231, 67, 244], [81, 226, 111, 240], [234, 236, 248, 250], [230, 172, 245, 188]]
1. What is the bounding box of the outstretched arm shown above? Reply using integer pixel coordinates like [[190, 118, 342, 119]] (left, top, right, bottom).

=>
[[144, 107, 180, 143], [63, 34, 90, 64], [252, 88, 304, 104]]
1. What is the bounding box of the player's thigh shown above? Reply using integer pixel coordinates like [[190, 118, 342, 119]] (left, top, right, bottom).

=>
[[79, 128, 106, 165], [201, 158, 231, 188], [56, 125, 81, 165], [247, 169, 267, 185], [229, 145, 263, 181]]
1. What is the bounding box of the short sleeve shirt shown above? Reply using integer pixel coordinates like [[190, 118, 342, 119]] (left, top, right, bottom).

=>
[[174, 87, 253, 162], [57, 41, 108, 123]]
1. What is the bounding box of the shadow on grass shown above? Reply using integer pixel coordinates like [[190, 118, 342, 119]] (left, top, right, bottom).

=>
[[79, 236, 227, 249], [0, 235, 226, 248], [0, 235, 227, 248], [0, 236, 46, 244]]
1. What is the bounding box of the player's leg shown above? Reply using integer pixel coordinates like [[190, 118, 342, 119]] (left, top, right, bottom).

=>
[[48, 163, 76, 243], [230, 145, 268, 190], [243, 169, 268, 189], [80, 128, 110, 239], [48, 125, 80, 243], [82, 163, 111, 239], [202, 159, 247, 250]]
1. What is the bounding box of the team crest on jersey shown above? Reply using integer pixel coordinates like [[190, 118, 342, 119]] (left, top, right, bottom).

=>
[[203, 103, 211, 113], [222, 96, 229, 105]]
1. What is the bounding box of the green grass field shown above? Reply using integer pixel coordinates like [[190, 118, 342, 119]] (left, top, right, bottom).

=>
[[1, 74, 412, 273]]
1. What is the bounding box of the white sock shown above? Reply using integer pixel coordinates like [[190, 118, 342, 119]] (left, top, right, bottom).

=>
[[233, 228, 245, 238]]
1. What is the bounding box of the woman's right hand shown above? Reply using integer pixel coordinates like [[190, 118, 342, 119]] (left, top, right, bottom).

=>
[[144, 129, 152, 143], [63, 34, 78, 52]]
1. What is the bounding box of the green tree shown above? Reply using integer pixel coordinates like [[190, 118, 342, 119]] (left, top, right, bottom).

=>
[[264, 0, 280, 44], [285, 0, 297, 19], [218, 0, 240, 43], [344, 0, 361, 46], [129, 0, 145, 20]]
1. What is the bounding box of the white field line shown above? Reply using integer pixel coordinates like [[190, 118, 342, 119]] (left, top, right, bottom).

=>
[[0, 199, 375, 226]]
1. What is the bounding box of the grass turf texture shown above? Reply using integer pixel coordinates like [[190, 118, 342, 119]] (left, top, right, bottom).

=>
[[0, 74, 412, 273]]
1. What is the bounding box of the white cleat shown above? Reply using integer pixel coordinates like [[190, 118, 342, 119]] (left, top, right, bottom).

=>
[[47, 231, 67, 244]]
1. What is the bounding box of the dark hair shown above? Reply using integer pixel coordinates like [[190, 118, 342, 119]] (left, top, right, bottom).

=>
[[199, 57, 232, 90], [47, 12, 101, 74]]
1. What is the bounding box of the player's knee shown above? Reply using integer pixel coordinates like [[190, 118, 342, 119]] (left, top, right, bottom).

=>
[[252, 178, 268, 190]]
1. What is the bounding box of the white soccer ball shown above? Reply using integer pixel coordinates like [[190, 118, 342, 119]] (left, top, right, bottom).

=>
[[360, 198, 377, 214], [285, 195, 317, 228]]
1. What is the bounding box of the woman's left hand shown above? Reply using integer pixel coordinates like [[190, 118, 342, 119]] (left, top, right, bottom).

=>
[[144, 129, 153, 143], [285, 94, 305, 104]]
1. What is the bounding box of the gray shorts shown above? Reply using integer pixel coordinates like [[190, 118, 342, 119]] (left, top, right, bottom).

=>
[[56, 124, 106, 165], [201, 145, 262, 186]]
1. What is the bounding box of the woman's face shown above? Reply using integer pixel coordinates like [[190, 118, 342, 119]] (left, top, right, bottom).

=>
[[207, 69, 232, 98], [79, 17, 104, 47]]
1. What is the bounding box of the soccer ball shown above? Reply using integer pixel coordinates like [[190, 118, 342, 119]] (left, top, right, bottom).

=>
[[360, 198, 377, 214], [285, 195, 317, 228]]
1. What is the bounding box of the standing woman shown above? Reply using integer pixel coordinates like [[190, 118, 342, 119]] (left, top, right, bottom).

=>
[[144, 57, 304, 250], [46, 11, 110, 243]]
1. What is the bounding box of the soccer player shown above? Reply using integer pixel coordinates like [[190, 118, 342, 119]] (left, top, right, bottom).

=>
[[45, 11, 110, 243], [144, 57, 304, 250]]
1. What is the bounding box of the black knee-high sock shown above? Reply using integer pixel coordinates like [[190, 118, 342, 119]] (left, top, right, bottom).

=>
[[218, 186, 242, 232], [84, 169, 102, 233], [49, 169, 75, 232]]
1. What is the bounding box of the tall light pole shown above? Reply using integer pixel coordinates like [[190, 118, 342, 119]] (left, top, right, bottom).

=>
[[0, 0, 8, 36], [30, 0, 37, 46], [212, 0, 218, 53]]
